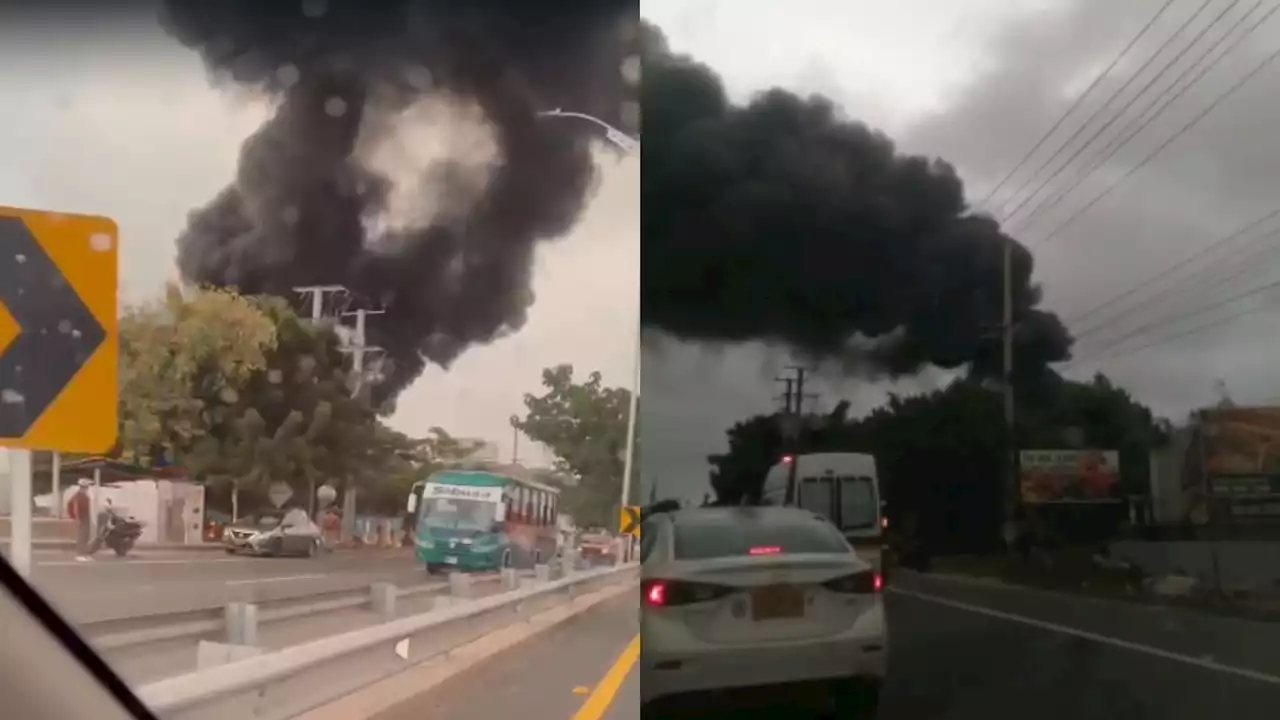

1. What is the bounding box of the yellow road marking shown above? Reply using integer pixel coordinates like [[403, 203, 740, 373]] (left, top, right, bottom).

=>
[[571, 634, 640, 720]]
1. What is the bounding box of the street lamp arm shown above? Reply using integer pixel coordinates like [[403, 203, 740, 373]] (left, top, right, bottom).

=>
[[536, 109, 639, 154]]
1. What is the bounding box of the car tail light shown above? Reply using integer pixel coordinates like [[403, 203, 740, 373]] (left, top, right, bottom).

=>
[[642, 579, 735, 607], [748, 545, 782, 555], [822, 570, 881, 594]]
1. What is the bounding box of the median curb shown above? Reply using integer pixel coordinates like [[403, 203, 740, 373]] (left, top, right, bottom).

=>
[[296, 577, 639, 720]]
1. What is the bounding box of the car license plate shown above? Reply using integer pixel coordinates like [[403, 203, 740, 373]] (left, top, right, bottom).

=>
[[444, 556, 458, 565], [751, 585, 804, 620]]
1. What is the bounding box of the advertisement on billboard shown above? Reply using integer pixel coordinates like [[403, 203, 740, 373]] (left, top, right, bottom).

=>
[[1018, 449, 1120, 503], [1197, 407, 1280, 520], [1198, 407, 1280, 479]]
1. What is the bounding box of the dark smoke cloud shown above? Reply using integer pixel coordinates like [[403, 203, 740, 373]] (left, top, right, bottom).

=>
[[639, 21, 1073, 384], [159, 1, 636, 405]]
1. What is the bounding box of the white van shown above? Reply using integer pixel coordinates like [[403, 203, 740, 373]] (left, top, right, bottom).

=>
[[761, 452, 885, 574]]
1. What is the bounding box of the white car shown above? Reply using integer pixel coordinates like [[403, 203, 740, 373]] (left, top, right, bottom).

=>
[[640, 505, 886, 717]]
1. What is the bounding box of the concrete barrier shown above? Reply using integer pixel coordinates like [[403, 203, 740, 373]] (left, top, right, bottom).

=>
[[136, 563, 639, 720]]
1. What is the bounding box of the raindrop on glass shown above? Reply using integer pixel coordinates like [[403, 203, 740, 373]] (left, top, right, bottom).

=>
[[621, 55, 641, 87], [324, 96, 348, 118], [89, 232, 113, 252], [301, 0, 328, 19], [57, 319, 73, 334], [1, 388, 24, 404], [268, 369, 284, 385], [405, 66, 433, 92], [276, 64, 301, 88], [281, 206, 301, 225]]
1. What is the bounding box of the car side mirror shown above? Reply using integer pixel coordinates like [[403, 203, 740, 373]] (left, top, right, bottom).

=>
[[489, 521, 504, 533]]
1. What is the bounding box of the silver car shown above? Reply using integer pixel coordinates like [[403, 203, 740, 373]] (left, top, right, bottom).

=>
[[223, 508, 323, 557]]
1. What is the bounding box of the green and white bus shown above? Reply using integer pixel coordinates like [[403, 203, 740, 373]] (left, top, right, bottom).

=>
[[407, 470, 561, 573]]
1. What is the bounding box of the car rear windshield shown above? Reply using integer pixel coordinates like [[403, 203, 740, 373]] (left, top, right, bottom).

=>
[[672, 515, 850, 560]]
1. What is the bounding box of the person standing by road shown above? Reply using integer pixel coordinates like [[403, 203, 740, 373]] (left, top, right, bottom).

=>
[[66, 479, 94, 562]]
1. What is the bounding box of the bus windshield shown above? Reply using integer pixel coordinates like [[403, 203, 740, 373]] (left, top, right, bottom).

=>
[[420, 496, 499, 531]]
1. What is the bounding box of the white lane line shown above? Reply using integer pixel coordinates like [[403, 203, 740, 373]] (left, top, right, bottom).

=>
[[225, 573, 326, 586], [888, 587, 1280, 686]]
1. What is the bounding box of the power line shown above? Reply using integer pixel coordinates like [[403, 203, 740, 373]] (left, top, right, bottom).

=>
[[970, 0, 1181, 212], [1034, 23, 1280, 246], [1068, 275, 1280, 367], [992, 0, 1214, 222], [1076, 231, 1280, 344], [1010, 0, 1264, 235], [1065, 205, 1280, 332], [1064, 302, 1272, 369]]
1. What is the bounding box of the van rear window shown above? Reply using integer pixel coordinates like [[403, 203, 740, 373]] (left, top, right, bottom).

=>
[[673, 516, 850, 560]]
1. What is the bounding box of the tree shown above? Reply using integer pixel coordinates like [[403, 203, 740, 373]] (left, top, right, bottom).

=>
[[708, 372, 1168, 551], [117, 283, 278, 467], [514, 364, 636, 527]]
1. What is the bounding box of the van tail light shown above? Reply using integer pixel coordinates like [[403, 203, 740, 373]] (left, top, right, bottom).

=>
[[642, 579, 735, 607], [822, 570, 881, 594]]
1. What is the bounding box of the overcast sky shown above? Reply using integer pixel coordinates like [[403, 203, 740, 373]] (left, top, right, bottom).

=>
[[0, 8, 638, 469], [640, 0, 1280, 502]]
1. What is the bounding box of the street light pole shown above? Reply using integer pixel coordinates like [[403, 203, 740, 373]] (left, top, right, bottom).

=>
[[537, 107, 640, 556], [535, 107, 640, 556]]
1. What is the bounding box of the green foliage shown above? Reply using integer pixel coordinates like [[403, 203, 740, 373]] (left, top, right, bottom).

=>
[[513, 364, 636, 527], [709, 372, 1168, 550], [116, 285, 482, 517]]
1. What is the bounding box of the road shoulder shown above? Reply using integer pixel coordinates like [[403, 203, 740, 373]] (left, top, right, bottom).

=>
[[298, 579, 638, 720]]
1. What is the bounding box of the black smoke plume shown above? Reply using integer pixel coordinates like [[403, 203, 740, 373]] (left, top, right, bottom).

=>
[[640, 22, 1073, 383], [159, 1, 636, 405]]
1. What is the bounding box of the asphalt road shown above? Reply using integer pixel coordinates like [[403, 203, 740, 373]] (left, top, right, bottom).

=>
[[370, 589, 640, 720], [380, 571, 1280, 720], [878, 572, 1280, 719], [10, 547, 427, 625]]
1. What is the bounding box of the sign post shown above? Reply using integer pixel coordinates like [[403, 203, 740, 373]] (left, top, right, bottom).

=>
[[0, 207, 118, 576]]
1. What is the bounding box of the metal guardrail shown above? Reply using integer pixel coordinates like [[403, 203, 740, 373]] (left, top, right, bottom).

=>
[[87, 572, 501, 652], [136, 562, 638, 720]]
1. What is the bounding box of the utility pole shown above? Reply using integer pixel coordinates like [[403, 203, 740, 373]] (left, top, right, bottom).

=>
[[777, 377, 796, 414], [777, 366, 818, 504], [294, 285, 386, 543], [1001, 240, 1019, 550], [340, 306, 386, 400], [294, 285, 348, 322]]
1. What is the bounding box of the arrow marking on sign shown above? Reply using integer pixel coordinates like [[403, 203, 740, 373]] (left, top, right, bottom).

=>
[[0, 216, 106, 437], [621, 506, 640, 535]]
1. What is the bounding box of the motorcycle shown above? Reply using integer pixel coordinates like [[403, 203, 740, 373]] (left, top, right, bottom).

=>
[[94, 507, 145, 557]]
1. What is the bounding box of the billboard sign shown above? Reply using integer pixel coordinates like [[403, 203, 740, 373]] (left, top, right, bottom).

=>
[[1198, 407, 1280, 483], [1018, 449, 1120, 503]]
